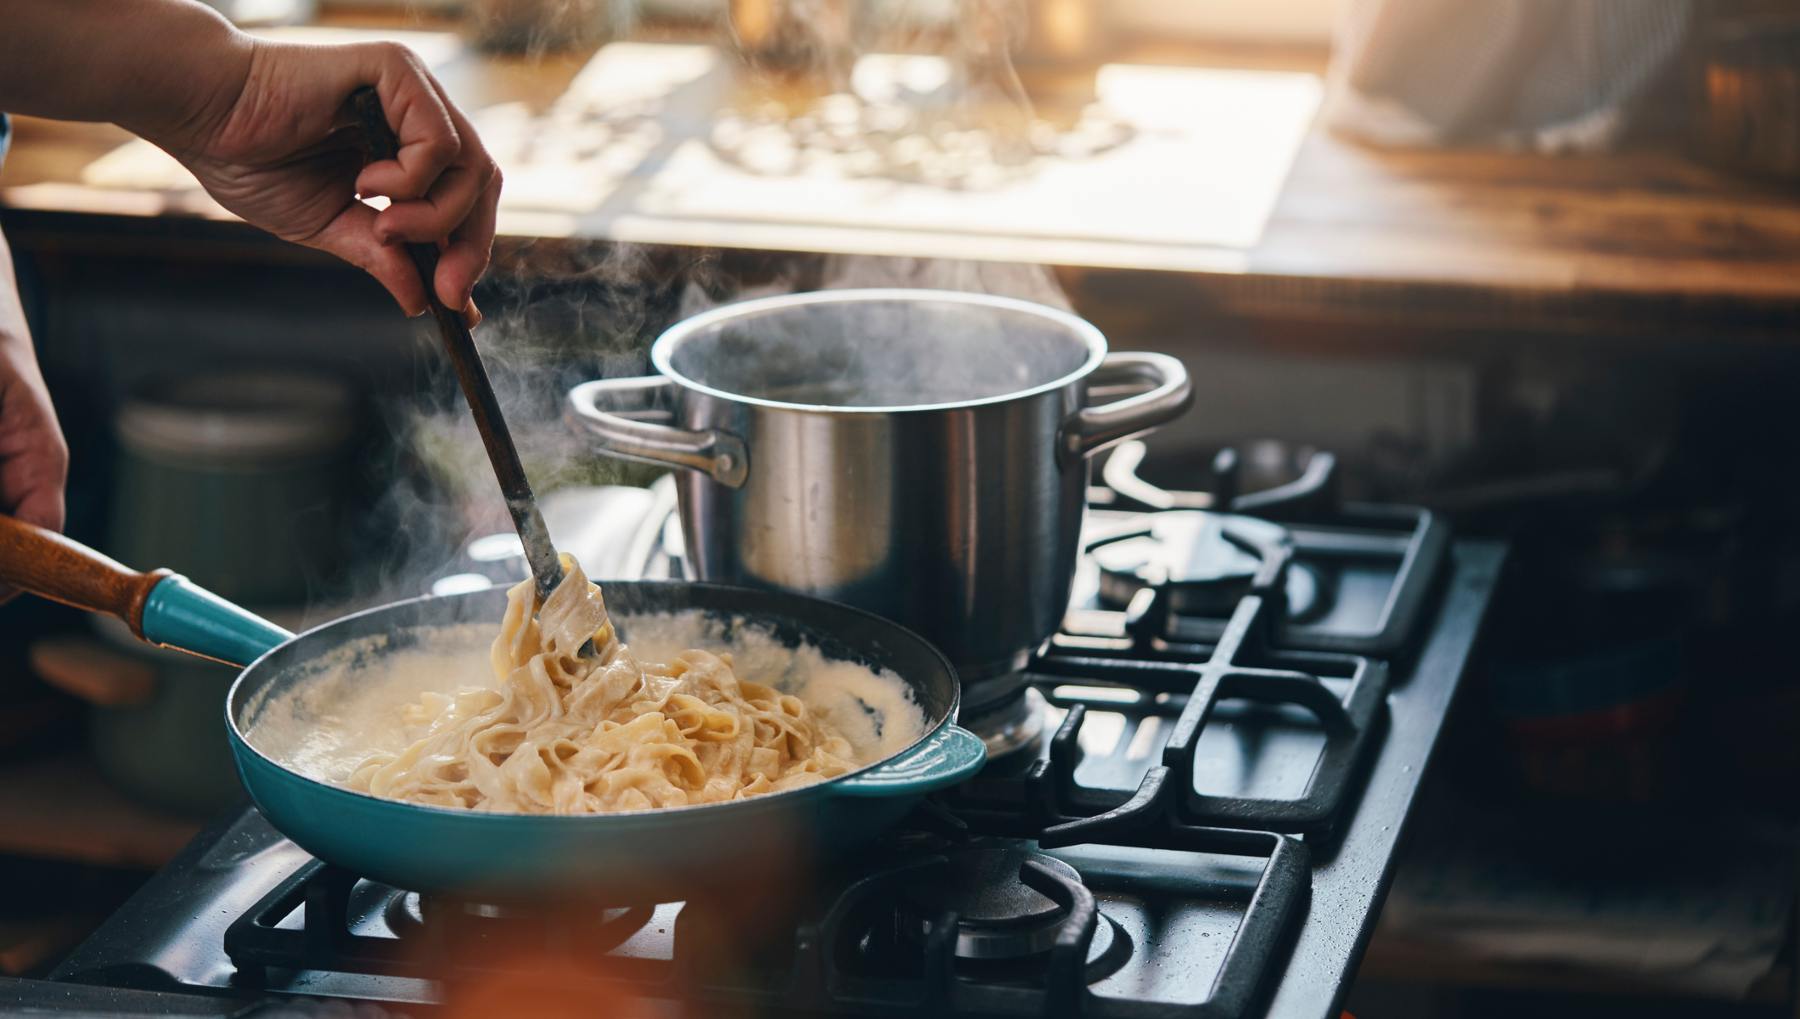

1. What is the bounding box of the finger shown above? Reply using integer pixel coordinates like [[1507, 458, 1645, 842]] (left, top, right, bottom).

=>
[[304, 201, 430, 316], [415, 67, 499, 316], [11, 484, 64, 535], [373, 70, 499, 246], [2, 431, 69, 534], [429, 239, 484, 326], [373, 163, 490, 244], [431, 171, 501, 311], [351, 43, 460, 201], [0, 460, 63, 607], [0, 377, 68, 535]]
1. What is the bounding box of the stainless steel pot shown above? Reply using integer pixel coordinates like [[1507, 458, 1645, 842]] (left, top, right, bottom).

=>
[[566, 289, 1191, 698]]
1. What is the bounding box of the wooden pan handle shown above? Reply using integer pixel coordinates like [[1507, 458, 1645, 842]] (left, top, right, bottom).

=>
[[0, 515, 170, 638]]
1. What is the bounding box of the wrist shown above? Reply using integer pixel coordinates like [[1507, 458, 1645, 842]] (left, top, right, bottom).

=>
[[116, 7, 256, 155]]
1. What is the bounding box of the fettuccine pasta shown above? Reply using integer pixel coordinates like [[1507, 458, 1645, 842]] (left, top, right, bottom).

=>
[[346, 557, 862, 813]]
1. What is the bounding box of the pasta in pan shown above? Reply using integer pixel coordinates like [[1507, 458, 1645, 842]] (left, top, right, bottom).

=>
[[346, 557, 868, 814]]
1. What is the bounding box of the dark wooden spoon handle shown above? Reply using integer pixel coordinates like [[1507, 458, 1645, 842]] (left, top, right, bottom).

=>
[[0, 514, 170, 638], [351, 86, 564, 600]]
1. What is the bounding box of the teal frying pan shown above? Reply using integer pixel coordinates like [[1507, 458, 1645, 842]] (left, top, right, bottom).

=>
[[0, 515, 985, 901]]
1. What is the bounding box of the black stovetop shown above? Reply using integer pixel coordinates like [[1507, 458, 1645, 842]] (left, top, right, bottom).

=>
[[16, 445, 1506, 1019]]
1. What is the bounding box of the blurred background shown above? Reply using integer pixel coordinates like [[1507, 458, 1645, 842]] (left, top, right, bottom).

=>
[[4, 0, 1800, 1015]]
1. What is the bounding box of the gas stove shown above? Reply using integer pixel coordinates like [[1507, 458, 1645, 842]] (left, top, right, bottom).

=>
[[17, 441, 1505, 1019]]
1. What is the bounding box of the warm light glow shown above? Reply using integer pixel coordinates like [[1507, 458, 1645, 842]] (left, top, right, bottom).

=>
[[1039, 0, 1091, 58], [729, 0, 775, 49], [23, 33, 1321, 273]]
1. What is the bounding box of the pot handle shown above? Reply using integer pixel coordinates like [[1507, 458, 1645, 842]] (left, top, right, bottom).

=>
[[566, 377, 750, 488], [1060, 351, 1193, 461], [829, 723, 988, 797], [0, 514, 291, 669]]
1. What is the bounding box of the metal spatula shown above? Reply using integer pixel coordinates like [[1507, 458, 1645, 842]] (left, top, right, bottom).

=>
[[351, 87, 568, 606]]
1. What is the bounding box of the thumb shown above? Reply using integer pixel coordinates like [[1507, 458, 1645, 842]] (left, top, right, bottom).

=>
[[12, 486, 65, 535], [305, 201, 430, 317]]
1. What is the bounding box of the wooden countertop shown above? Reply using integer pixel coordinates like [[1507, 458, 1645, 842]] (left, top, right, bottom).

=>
[[4, 23, 1798, 340]]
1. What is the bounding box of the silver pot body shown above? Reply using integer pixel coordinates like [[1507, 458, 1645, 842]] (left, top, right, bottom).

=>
[[568, 290, 1190, 699]]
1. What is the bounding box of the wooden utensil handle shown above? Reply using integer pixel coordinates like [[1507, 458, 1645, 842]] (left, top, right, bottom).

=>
[[0, 514, 170, 638]]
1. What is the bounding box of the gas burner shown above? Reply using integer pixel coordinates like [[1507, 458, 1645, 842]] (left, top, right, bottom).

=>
[[385, 888, 656, 956], [417, 894, 651, 924], [32, 418, 1497, 1019], [900, 842, 1120, 973], [960, 685, 1049, 760], [382, 888, 422, 934], [1087, 510, 1326, 622]]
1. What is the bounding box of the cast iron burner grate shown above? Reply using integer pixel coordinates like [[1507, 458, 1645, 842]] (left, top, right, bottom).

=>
[[953, 526, 1387, 838], [216, 443, 1442, 1014], [223, 813, 1308, 1019], [938, 440, 1450, 839], [34, 432, 1505, 1019], [1086, 441, 1449, 656]]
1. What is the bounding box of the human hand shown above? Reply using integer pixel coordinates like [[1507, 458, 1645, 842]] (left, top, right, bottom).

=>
[[157, 38, 501, 322], [0, 235, 67, 541]]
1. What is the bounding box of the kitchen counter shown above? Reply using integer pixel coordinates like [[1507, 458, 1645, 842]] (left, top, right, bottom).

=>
[[3, 23, 1799, 343]]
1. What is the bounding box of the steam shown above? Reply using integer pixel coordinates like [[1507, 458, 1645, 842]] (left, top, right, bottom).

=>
[[670, 257, 1081, 408], [822, 255, 1068, 308], [349, 0, 1071, 605], [349, 241, 690, 603]]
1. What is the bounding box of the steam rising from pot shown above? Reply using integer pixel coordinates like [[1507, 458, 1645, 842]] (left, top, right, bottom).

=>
[[664, 287, 1090, 409], [350, 0, 1071, 604]]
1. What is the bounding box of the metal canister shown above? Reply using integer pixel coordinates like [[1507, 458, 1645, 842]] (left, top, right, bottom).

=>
[[108, 371, 353, 606]]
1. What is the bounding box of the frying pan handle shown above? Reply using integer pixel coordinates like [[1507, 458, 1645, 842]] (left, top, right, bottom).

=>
[[0, 515, 291, 668], [140, 577, 293, 668], [1060, 351, 1193, 462], [830, 723, 987, 797], [566, 377, 749, 488]]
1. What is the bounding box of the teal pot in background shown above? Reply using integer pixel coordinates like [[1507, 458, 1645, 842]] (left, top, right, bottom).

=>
[[93, 629, 240, 815], [31, 615, 242, 816], [108, 371, 355, 606], [32, 603, 321, 818], [37, 370, 359, 815]]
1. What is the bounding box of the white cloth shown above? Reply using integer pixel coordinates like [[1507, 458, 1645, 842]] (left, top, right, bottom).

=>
[[1324, 0, 1692, 151]]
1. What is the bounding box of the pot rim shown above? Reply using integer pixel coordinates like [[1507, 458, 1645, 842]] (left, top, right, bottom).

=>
[[650, 288, 1108, 414]]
